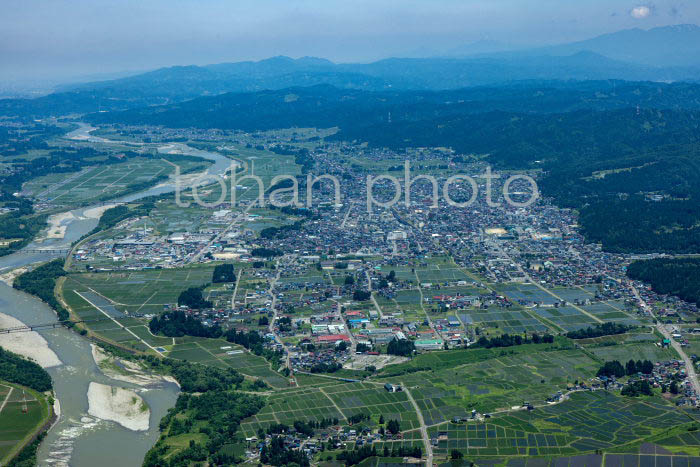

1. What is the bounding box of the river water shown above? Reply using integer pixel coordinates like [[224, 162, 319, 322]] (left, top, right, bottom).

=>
[[0, 124, 235, 466]]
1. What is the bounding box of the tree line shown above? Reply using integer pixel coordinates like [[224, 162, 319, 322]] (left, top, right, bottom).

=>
[[13, 259, 70, 322], [0, 347, 52, 392]]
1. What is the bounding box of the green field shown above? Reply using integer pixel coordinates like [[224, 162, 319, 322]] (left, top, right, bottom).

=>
[[24, 156, 208, 206], [0, 382, 51, 465], [429, 391, 699, 458]]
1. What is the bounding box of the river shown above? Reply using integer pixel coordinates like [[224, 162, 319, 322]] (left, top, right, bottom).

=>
[[0, 123, 236, 466]]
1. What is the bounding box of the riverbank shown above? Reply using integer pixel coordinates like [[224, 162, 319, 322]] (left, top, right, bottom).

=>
[[40, 211, 75, 241], [90, 344, 177, 387], [0, 312, 62, 368], [87, 382, 150, 432], [0, 266, 29, 286]]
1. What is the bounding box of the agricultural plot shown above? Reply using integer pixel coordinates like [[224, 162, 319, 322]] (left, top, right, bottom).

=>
[[241, 386, 346, 436], [398, 349, 599, 417], [582, 301, 644, 327], [498, 283, 560, 306], [533, 307, 599, 332], [462, 309, 549, 334], [585, 341, 678, 363], [415, 267, 472, 284], [430, 391, 697, 459], [0, 383, 50, 464], [167, 339, 288, 387], [24, 157, 206, 206], [64, 267, 215, 315], [549, 286, 597, 303], [60, 269, 288, 387], [183, 142, 301, 205], [324, 383, 421, 430]]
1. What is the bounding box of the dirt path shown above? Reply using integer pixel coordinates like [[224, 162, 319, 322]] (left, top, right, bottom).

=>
[[629, 282, 700, 395], [0, 386, 14, 414], [402, 384, 433, 466], [318, 387, 348, 423], [76, 291, 163, 355]]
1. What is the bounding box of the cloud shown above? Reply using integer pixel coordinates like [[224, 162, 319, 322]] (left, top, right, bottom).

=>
[[630, 5, 652, 19]]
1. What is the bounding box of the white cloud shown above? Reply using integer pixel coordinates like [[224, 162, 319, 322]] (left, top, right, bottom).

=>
[[630, 5, 652, 18]]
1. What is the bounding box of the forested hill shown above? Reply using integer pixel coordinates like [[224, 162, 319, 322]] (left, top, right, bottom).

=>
[[85, 81, 700, 131], [627, 258, 700, 306]]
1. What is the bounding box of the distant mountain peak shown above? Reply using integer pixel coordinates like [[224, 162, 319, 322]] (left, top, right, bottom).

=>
[[545, 23, 700, 67], [652, 23, 700, 32]]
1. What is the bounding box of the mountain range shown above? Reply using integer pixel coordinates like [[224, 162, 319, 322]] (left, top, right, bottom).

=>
[[2, 24, 700, 118]]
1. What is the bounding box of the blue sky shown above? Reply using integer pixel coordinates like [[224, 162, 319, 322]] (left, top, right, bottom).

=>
[[1, 0, 698, 81]]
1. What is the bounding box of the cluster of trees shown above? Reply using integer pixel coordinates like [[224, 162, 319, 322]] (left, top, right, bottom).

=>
[[347, 412, 370, 424], [385, 419, 401, 434], [252, 247, 283, 258], [148, 357, 244, 393], [387, 338, 415, 356], [13, 258, 69, 321], [0, 347, 52, 392], [145, 388, 264, 467], [225, 328, 282, 365], [264, 418, 339, 437], [259, 220, 305, 239], [621, 380, 654, 397], [310, 362, 342, 373], [177, 286, 212, 309], [212, 263, 235, 283], [260, 436, 310, 467], [225, 328, 264, 350], [0, 198, 45, 257], [7, 432, 47, 467], [142, 355, 265, 466], [149, 310, 222, 338], [336, 445, 422, 466], [625, 359, 655, 375], [352, 290, 371, 301], [627, 258, 700, 306], [566, 322, 632, 339], [596, 359, 654, 378], [475, 333, 554, 349], [378, 270, 396, 289]]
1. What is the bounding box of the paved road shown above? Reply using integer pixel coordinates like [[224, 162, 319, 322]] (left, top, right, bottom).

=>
[[629, 282, 700, 395], [492, 241, 603, 325], [403, 384, 433, 467], [366, 270, 385, 319]]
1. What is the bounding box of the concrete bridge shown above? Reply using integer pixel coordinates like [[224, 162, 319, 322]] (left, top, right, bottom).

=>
[[15, 248, 71, 256], [0, 314, 142, 334]]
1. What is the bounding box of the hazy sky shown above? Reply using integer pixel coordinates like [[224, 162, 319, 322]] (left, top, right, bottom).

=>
[[1, 0, 699, 82]]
